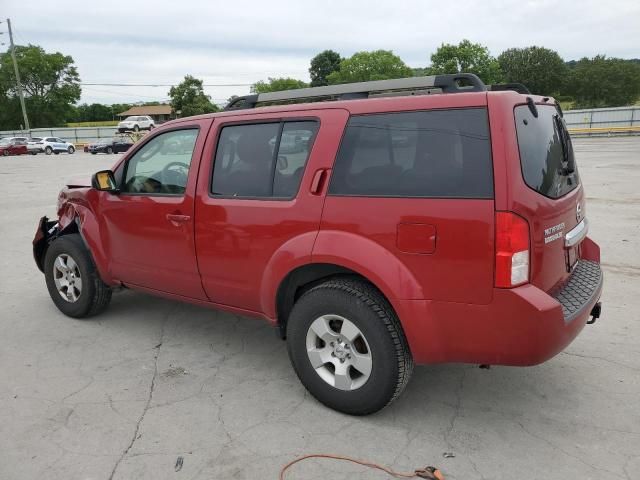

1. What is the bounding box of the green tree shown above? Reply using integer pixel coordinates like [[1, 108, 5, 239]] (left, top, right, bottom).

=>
[[327, 50, 413, 84], [73, 103, 115, 122], [566, 56, 640, 108], [309, 50, 342, 87], [498, 47, 567, 95], [429, 40, 503, 84], [251, 77, 308, 93], [0, 44, 81, 129], [168, 75, 218, 117]]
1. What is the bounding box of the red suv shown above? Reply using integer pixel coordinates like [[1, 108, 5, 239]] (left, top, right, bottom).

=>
[[33, 74, 603, 415]]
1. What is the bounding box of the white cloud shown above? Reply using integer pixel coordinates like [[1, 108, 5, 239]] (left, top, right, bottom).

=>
[[4, 0, 639, 104]]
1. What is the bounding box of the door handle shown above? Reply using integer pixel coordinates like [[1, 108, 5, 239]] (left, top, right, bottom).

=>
[[310, 169, 329, 195], [166, 213, 191, 224]]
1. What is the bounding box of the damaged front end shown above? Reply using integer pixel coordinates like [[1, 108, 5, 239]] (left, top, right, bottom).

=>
[[33, 216, 61, 272]]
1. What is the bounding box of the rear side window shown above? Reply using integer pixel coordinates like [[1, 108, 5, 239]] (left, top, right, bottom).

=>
[[328, 108, 493, 198], [212, 120, 318, 198], [515, 104, 579, 199]]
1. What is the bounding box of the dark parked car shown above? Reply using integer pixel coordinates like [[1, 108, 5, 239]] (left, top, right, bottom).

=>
[[88, 138, 133, 154], [0, 138, 28, 156]]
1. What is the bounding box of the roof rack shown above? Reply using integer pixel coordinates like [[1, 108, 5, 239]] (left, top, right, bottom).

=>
[[224, 73, 487, 110], [487, 83, 531, 94]]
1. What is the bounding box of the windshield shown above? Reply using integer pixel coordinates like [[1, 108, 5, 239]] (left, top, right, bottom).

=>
[[125, 116, 137, 121], [515, 104, 579, 199]]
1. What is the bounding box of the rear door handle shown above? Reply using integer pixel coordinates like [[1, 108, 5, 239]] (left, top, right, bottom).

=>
[[310, 169, 329, 195], [166, 213, 191, 224]]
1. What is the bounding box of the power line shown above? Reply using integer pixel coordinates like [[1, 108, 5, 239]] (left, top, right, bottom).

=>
[[81, 82, 252, 87]]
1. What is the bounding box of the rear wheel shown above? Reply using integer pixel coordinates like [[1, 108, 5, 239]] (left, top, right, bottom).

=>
[[45, 146, 53, 155], [106, 146, 113, 154], [286, 277, 413, 415], [2, 150, 9, 156], [133, 125, 140, 132], [44, 234, 112, 318], [30, 150, 37, 155], [68, 146, 75, 154]]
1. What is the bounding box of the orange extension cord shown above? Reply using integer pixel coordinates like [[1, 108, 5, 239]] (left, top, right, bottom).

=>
[[280, 453, 444, 480]]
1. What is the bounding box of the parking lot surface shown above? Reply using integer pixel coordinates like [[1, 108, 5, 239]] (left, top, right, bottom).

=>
[[1, 139, 639, 480]]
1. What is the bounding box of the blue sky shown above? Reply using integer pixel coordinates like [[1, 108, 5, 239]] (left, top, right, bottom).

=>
[[3, 0, 639, 105]]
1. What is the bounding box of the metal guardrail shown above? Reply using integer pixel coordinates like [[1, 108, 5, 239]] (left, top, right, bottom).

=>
[[0, 126, 119, 145], [2, 106, 639, 142], [565, 106, 640, 136]]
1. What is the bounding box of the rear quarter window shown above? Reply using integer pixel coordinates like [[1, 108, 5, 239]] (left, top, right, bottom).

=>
[[515, 104, 579, 199], [328, 108, 493, 198]]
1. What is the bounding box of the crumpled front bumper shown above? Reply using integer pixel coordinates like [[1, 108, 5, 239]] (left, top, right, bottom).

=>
[[33, 216, 59, 272]]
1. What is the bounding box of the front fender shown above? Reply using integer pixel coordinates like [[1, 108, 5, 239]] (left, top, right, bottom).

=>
[[42, 190, 116, 286]]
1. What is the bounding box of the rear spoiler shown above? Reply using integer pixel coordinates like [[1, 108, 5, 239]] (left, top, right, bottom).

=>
[[487, 83, 531, 94]]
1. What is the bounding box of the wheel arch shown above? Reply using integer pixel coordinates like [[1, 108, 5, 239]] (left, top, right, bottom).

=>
[[274, 262, 410, 345]]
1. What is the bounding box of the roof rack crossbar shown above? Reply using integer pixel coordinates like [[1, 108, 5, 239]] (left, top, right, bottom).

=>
[[224, 73, 486, 110]]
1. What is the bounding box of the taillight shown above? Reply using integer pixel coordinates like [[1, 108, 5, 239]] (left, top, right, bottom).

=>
[[495, 212, 530, 288]]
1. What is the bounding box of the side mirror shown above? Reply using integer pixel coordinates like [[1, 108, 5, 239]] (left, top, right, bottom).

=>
[[92, 170, 118, 192]]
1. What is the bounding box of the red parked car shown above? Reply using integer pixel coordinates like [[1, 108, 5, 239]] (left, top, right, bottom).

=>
[[33, 74, 603, 414], [0, 137, 28, 156]]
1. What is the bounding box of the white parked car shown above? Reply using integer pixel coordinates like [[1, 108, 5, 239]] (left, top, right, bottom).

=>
[[27, 137, 43, 154], [33, 137, 76, 155], [118, 116, 155, 133]]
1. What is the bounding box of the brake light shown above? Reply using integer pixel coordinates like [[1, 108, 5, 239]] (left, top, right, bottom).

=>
[[495, 212, 530, 288]]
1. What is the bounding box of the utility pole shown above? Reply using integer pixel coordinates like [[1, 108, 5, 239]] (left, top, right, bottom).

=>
[[6, 18, 30, 132]]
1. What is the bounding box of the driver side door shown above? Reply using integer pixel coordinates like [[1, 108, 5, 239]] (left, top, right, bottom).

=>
[[98, 122, 211, 299]]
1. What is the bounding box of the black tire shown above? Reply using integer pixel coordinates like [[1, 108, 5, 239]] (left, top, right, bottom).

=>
[[286, 277, 413, 415], [133, 125, 140, 132], [91, 152, 97, 155], [2, 150, 9, 156], [44, 234, 112, 318], [106, 146, 113, 154], [54, 151, 59, 155], [30, 151, 37, 155], [68, 146, 75, 154], [149, 124, 155, 130], [45, 146, 53, 155]]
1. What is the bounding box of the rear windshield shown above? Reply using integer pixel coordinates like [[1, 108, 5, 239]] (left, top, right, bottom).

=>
[[328, 108, 493, 198], [515, 104, 579, 199]]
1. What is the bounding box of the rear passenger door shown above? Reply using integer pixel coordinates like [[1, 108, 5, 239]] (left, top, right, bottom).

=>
[[318, 107, 496, 305], [194, 109, 349, 312]]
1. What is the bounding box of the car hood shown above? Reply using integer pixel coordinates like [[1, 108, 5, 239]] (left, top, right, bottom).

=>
[[66, 175, 92, 188]]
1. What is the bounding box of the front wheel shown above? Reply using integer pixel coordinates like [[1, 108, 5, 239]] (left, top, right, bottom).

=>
[[2, 150, 9, 156], [133, 125, 140, 132], [44, 234, 112, 318], [68, 146, 75, 154], [286, 278, 413, 415], [30, 150, 37, 155], [106, 146, 113, 154], [45, 146, 53, 155]]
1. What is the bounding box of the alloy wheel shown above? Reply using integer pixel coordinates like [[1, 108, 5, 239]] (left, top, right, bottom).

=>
[[305, 314, 373, 391]]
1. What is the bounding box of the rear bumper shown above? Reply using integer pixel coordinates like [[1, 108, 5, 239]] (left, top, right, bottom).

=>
[[399, 238, 603, 366]]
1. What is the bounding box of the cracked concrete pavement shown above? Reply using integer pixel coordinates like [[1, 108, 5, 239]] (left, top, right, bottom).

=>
[[1, 138, 639, 479]]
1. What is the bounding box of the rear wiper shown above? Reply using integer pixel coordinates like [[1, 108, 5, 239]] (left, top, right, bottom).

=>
[[554, 115, 575, 175]]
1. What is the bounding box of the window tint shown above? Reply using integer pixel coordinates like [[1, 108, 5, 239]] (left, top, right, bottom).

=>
[[212, 121, 318, 198], [515, 105, 579, 199], [122, 129, 198, 195], [329, 108, 493, 198]]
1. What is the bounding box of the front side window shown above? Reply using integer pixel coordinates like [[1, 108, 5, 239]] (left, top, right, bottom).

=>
[[122, 129, 198, 195], [212, 120, 318, 198], [328, 108, 493, 198]]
